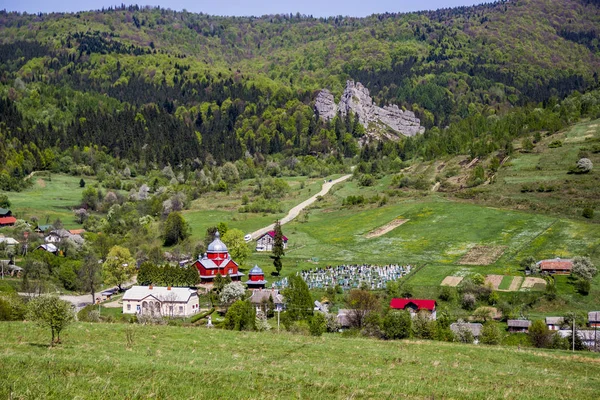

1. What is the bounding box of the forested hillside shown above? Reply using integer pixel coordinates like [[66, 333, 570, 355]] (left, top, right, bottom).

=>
[[1, 0, 600, 189]]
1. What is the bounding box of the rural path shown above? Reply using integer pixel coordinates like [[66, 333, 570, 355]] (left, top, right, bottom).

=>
[[250, 173, 352, 240]]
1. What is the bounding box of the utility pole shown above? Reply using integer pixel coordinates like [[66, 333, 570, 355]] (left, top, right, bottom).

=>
[[277, 308, 280, 333], [572, 317, 575, 352]]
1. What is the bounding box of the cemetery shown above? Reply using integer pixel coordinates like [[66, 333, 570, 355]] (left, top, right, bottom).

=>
[[273, 263, 412, 290]]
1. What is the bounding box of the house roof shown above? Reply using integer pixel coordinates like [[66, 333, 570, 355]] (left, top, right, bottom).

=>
[[390, 298, 436, 311], [537, 258, 573, 271], [69, 229, 86, 235], [196, 256, 238, 270], [36, 224, 53, 232], [259, 230, 288, 241], [558, 330, 598, 341], [0, 208, 10, 216], [0, 216, 17, 225], [49, 229, 72, 238], [588, 311, 600, 322], [0, 237, 19, 245], [249, 289, 284, 304], [122, 286, 197, 302], [508, 319, 531, 328], [545, 317, 564, 325], [37, 243, 58, 253], [450, 322, 483, 337]]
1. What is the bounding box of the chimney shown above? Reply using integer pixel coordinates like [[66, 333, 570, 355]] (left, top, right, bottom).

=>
[[167, 286, 171, 290], [149, 285, 153, 290]]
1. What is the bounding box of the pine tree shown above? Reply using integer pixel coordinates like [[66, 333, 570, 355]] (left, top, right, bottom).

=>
[[271, 220, 285, 275]]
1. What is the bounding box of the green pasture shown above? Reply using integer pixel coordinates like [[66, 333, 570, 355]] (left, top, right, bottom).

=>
[[0, 174, 96, 229], [1, 322, 599, 399]]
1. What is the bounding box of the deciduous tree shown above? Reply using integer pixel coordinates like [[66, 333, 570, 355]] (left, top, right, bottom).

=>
[[102, 245, 135, 291], [27, 295, 74, 346]]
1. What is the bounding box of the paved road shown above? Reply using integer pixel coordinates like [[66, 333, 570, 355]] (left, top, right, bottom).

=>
[[250, 173, 352, 240]]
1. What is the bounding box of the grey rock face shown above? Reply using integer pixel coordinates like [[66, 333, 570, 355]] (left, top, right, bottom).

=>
[[314, 89, 338, 121], [315, 80, 425, 138]]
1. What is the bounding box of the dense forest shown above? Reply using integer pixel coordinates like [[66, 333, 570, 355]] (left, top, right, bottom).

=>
[[1, 0, 600, 188]]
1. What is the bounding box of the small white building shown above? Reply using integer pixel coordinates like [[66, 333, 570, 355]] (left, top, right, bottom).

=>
[[122, 286, 200, 317]]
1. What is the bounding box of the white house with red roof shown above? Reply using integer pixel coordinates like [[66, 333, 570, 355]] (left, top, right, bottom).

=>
[[390, 298, 437, 320], [192, 231, 244, 283], [255, 230, 288, 252]]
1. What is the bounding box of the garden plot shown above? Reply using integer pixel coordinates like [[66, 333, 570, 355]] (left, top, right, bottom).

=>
[[365, 219, 409, 238], [486, 275, 524, 291], [521, 277, 547, 291], [441, 276, 464, 287], [459, 246, 507, 265], [485, 275, 504, 290]]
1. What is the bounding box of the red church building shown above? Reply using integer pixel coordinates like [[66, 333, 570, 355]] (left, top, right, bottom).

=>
[[193, 231, 244, 283], [246, 265, 267, 289]]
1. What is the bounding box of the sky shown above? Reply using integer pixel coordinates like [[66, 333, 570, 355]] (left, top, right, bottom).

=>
[[2, 1, 486, 18]]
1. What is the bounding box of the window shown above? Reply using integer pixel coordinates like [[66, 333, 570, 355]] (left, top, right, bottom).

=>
[[127, 304, 131, 311], [179, 306, 183, 313], [228, 268, 233, 274]]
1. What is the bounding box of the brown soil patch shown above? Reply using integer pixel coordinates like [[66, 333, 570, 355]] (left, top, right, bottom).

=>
[[485, 274, 503, 290], [36, 178, 46, 188], [459, 246, 507, 265], [365, 219, 409, 238], [508, 276, 523, 291], [471, 306, 502, 321], [441, 276, 463, 287], [521, 277, 546, 289]]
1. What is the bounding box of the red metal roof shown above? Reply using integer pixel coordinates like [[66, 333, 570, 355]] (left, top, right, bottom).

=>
[[0, 216, 16, 225], [390, 298, 436, 311], [539, 260, 573, 271], [262, 230, 288, 241]]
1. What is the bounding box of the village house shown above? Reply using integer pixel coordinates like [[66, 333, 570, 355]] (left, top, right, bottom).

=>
[[0, 235, 19, 247], [336, 309, 351, 329], [248, 289, 284, 312], [545, 317, 564, 331], [390, 298, 437, 320], [36, 243, 58, 254], [192, 231, 244, 283], [122, 285, 199, 317], [246, 265, 267, 289], [450, 322, 483, 343], [35, 224, 53, 234], [255, 230, 288, 252], [558, 330, 599, 350], [45, 229, 72, 243], [536, 258, 573, 275], [507, 319, 531, 333], [589, 311, 600, 328], [0, 208, 16, 227]]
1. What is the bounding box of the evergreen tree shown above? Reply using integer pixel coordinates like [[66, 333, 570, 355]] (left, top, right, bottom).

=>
[[271, 220, 285, 275]]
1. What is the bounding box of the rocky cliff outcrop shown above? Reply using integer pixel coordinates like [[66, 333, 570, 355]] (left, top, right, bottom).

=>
[[314, 80, 425, 139]]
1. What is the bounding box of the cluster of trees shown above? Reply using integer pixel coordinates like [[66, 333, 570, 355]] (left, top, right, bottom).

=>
[[137, 262, 199, 287]]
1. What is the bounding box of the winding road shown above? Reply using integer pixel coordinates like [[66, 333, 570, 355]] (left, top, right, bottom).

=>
[[250, 173, 352, 240]]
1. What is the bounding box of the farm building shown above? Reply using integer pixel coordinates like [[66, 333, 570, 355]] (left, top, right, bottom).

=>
[[248, 289, 284, 312], [246, 265, 267, 289], [450, 322, 483, 343], [536, 258, 573, 275], [35, 224, 53, 233], [589, 312, 600, 328], [122, 286, 199, 317], [545, 317, 564, 331], [507, 319, 531, 333], [0, 215, 16, 227], [36, 243, 58, 254], [0, 235, 19, 247], [390, 298, 437, 320], [557, 330, 599, 350], [0, 208, 12, 217], [255, 230, 288, 252], [192, 231, 244, 283]]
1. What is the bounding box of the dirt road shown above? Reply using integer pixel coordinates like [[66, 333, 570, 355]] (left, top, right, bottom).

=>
[[250, 174, 352, 240]]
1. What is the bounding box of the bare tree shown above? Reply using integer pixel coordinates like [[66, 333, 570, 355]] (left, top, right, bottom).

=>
[[346, 289, 380, 328], [78, 252, 101, 304]]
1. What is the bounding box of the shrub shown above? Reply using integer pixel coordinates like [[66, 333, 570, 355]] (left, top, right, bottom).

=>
[[223, 300, 256, 331], [438, 286, 456, 302], [548, 140, 563, 148], [529, 320, 552, 348], [309, 313, 327, 336], [358, 174, 376, 187], [582, 206, 594, 219], [479, 322, 503, 345], [576, 279, 591, 295], [461, 293, 476, 310], [383, 310, 412, 340]]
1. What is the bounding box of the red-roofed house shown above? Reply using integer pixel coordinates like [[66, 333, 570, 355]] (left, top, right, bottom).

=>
[[192, 231, 244, 283], [256, 230, 288, 252], [536, 258, 573, 275], [390, 298, 437, 320], [0, 216, 17, 227]]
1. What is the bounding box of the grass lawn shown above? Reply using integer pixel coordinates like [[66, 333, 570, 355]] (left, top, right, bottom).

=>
[[0, 174, 98, 228], [499, 275, 514, 290], [1, 322, 599, 399]]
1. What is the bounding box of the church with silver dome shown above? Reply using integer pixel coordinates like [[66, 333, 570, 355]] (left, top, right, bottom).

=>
[[192, 231, 244, 283]]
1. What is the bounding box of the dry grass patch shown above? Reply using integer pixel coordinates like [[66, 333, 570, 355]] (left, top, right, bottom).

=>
[[441, 276, 464, 287], [508, 276, 524, 291], [521, 277, 547, 289], [36, 178, 46, 188], [365, 219, 409, 238], [459, 245, 507, 265], [485, 274, 504, 290]]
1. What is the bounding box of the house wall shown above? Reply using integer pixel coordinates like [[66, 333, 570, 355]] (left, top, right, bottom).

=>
[[122, 295, 199, 317]]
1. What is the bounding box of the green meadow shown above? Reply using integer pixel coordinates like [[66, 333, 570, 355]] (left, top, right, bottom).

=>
[[1, 322, 599, 400]]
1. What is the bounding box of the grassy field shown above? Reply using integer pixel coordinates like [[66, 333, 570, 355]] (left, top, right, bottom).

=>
[[1, 322, 599, 399], [0, 174, 98, 229]]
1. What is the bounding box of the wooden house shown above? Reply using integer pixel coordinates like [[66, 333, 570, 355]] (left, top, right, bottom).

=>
[[536, 258, 573, 275], [589, 311, 600, 328], [507, 319, 531, 333], [248, 289, 284, 312], [545, 317, 564, 331]]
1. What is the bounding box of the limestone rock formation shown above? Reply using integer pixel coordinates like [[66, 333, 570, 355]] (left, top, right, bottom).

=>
[[314, 80, 425, 139]]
